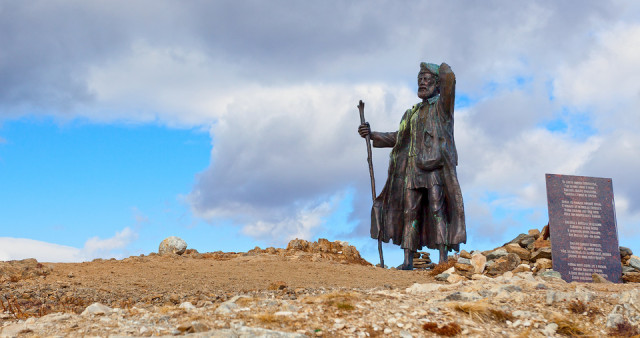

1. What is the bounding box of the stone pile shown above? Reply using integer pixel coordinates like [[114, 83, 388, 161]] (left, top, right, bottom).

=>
[[248, 238, 371, 266], [438, 224, 640, 283], [621, 248, 640, 283], [412, 251, 433, 270]]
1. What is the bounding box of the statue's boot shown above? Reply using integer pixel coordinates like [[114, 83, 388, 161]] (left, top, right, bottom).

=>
[[397, 249, 414, 270], [438, 244, 448, 264]]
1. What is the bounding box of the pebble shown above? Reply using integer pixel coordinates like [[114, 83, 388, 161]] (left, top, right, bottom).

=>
[[81, 302, 113, 316], [179, 301, 196, 309]]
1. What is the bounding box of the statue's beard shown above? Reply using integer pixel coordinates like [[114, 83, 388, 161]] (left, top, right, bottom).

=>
[[418, 86, 436, 100]]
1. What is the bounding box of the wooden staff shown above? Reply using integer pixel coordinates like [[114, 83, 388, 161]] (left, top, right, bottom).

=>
[[358, 100, 384, 268]]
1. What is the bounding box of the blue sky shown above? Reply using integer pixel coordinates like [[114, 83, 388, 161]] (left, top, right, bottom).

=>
[[1, 1, 640, 266]]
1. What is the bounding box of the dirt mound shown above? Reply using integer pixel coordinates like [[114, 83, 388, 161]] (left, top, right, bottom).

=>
[[0, 259, 52, 283], [251, 238, 371, 265]]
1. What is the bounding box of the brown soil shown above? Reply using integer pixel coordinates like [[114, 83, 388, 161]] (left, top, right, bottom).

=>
[[0, 252, 434, 317]]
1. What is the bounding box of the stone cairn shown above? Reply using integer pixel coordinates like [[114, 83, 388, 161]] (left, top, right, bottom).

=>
[[432, 224, 640, 284], [412, 252, 434, 270]]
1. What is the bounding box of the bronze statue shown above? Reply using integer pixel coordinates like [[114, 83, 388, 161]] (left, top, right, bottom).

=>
[[358, 62, 466, 269]]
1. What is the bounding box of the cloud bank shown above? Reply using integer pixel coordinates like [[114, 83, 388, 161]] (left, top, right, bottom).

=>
[[0, 227, 137, 262]]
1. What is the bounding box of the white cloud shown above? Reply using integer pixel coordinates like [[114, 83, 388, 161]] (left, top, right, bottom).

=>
[[80, 227, 138, 259], [241, 199, 334, 245], [0, 238, 81, 263], [0, 227, 138, 263]]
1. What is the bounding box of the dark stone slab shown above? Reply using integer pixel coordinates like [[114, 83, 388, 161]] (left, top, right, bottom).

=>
[[545, 173, 622, 283]]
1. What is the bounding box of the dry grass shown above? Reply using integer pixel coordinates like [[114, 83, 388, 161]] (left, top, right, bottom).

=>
[[267, 281, 288, 291], [429, 260, 457, 276], [335, 302, 355, 310], [1, 297, 29, 319], [567, 300, 601, 317], [608, 320, 640, 337], [422, 322, 462, 336], [255, 313, 279, 323], [547, 312, 588, 336], [452, 301, 514, 323], [235, 297, 255, 307]]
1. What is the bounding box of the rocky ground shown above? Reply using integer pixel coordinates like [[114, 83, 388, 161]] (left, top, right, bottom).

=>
[[1, 236, 640, 337]]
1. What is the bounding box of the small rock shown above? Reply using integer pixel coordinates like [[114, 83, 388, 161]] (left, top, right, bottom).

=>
[[543, 323, 558, 336], [505, 243, 530, 261], [528, 229, 541, 239], [179, 301, 196, 309], [159, 236, 187, 255], [486, 253, 521, 276], [620, 246, 633, 257], [513, 264, 531, 273], [534, 258, 552, 271], [518, 235, 536, 248], [405, 283, 445, 294], [81, 302, 113, 316], [0, 323, 32, 336], [435, 273, 450, 282], [533, 238, 551, 250], [444, 291, 481, 302], [460, 250, 472, 259], [486, 248, 508, 260], [629, 255, 640, 271], [622, 272, 640, 283], [471, 252, 487, 274], [446, 273, 467, 284], [606, 313, 625, 328], [454, 262, 472, 272], [539, 270, 562, 280], [457, 257, 471, 265], [215, 301, 238, 314], [530, 248, 552, 262]]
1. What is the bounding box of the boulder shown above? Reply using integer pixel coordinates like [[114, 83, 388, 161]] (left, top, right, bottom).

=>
[[513, 264, 531, 273], [533, 238, 551, 250], [486, 248, 508, 260], [504, 233, 528, 247], [528, 229, 541, 239], [530, 248, 552, 262], [620, 246, 633, 258], [159, 236, 187, 255], [534, 258, 552, 271], [540, 224, 550, 239], [518, 235, 536, 248], [505, 243, 530, 261], [486, 253, 521, 276]]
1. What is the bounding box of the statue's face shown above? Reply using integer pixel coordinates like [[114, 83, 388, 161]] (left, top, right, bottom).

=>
[[417, 72, 437, 100]]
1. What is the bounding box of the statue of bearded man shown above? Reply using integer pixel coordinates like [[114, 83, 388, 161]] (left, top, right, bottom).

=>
[[358, 62, 466, 269]]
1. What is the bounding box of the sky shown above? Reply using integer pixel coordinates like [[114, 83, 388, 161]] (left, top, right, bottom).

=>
[[1, 1, 640, 266]]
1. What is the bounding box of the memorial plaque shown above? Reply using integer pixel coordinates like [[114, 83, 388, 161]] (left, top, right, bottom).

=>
[[545, 174, 621, 283]]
